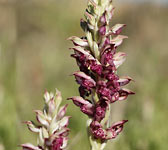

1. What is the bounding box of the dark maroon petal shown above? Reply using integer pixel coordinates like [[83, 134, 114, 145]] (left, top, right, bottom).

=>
[[101, 50, 116, 68], [107, 80, 120, 90], [111, 120, 128, 130], [90, 61, 102, 75], [94, 102, 107, 122], [79, 86, 90, 97], [90, 121, 102, 129], [105, 51, 113, 65], [106, 73, 118, 81], [90, 121, 106, 140], [118, 76, 133, 86], [99, 26, 106, 36], [67, 96, 92, 107], [68, 96, 94, 116], [97, 80, 107, 87], [73, 71, 96, 90], [98, 87, 111, 99], [92, 128, 106, 139], [118, 88, 135, 101], [80, 104, 94, 116], [105, 120, 128, 140], [51, 138, 63, 150]]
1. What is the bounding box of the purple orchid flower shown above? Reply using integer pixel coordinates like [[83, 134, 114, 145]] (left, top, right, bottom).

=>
[[68, 0, 135, 149]]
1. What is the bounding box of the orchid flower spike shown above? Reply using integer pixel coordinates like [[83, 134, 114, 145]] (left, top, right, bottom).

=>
[[21, 89, 70, 150], [68, 0, 134, 150]]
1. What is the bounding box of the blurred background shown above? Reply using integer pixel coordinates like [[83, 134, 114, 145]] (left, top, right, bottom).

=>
[[0, 0, 168, 150]]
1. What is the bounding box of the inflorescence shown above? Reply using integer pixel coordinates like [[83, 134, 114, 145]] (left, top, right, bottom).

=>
[[68, 0, 134, 147], [21, 90, 70, 150]]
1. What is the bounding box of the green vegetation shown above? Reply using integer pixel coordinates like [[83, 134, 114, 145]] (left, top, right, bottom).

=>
[[0, 1, 168, 150]]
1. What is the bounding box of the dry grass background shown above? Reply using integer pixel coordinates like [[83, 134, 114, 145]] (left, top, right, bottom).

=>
[[0, 0, 168, 150]]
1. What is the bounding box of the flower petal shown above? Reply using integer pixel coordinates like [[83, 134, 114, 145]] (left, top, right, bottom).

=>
[[60, 137, 68, 149], [111, 120, 128, 129], [80, 104, 94, 116], [57, 104, 68, 120], [48, 97, 56, 116], [68, 36, 89, 47], [21, 143, 41, 150], [118, 76, 133, 86], [34, 110, 49, 127], [106, 120, 128, 139], [73, 71, 96, 88], [44, 90, 50, 103], [111, 24, 126, 35], [70, 46, 95, 61], [56, 127, 70, 137], [50, 116, 71, 135], [119, 88, 135, 101], [67, 96, 92, 107], [113, 52, 126, 68], [59, 116, 71, 128], [23, 121, 40, 133], [111, 35, 128, 47]]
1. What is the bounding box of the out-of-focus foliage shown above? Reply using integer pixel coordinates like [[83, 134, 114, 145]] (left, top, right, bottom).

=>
[[0, 1, 167, 150]]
